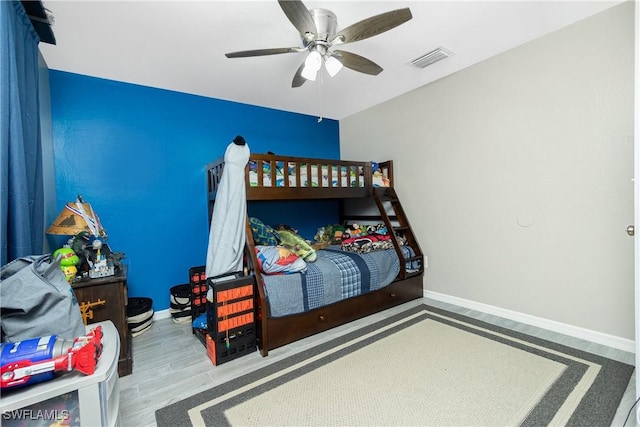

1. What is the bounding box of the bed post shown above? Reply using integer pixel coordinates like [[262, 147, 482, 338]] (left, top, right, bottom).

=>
[[244, 218, 270, 356]]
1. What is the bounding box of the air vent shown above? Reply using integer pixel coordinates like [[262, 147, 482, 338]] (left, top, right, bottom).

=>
[[410, 47, 452, 69]]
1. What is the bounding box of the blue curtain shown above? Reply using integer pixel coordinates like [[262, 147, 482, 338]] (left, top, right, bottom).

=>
[[0, 1, 44, 266]]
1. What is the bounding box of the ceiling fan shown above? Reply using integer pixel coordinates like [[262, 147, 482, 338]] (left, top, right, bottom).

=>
[[224, 1, 413, 88]]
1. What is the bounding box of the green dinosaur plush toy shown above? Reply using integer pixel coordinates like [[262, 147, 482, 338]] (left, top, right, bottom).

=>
[[276, 229, 317, 262]]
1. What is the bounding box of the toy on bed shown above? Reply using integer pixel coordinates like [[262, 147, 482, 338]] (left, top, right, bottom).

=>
[[249, 217, 317, 262], [371, 162, 391, 187], [275, 228, 316, 262], [312, 222, 396, 253], [314, 224, 346, 245]]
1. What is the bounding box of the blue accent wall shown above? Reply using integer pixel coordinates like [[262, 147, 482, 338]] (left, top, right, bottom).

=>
[[49, 71, 339, 311]]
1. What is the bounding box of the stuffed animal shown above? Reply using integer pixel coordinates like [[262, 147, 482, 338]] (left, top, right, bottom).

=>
[[322, 224, 345, 243], [275, 224, 298, 233], [363, 225, 374, 234], [371, 162, 391, 187], [276, 229, 317, 262], [314, 224, 346, 244], [314, 227, 328, 243], [345, 223, 364, 238]]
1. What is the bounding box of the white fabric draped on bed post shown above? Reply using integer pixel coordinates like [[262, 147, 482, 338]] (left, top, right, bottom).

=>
[[206, 136, 250, 279]]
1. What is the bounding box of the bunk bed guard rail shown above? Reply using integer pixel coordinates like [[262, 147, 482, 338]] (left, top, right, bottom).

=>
[[206, 154, 393, 202]]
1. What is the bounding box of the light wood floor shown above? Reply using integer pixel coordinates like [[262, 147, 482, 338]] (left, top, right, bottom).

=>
[[118, 297, 637, 427]]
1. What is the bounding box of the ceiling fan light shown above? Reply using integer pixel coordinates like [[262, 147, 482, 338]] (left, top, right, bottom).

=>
[[301, 65, 318, 81], [324, 55, 343, 77], [301, 50, 322, 81], [304, 50, 322, 71]]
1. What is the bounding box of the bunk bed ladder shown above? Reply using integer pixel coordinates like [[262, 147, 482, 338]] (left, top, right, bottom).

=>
[[372, 187, 424, 280]]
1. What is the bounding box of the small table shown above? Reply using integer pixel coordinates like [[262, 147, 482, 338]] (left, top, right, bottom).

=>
[[72, 267, 133, 376], [0, 321, 121, 427]]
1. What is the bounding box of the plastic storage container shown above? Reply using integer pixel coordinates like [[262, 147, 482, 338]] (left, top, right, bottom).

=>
[[206, 273, 256, 365], [189, 265, 208, 333]]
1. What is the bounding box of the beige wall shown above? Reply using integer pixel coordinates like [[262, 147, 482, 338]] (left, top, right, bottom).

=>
[[340, 2, 635, 340]]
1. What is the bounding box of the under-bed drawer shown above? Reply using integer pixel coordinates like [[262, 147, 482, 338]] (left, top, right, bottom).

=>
[[267, 276, 423, 350]]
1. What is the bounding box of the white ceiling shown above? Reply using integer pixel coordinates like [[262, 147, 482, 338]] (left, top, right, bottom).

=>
[[39, 1, 623, 120]]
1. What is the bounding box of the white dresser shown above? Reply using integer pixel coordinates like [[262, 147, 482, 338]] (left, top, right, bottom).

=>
[[1, 320, 121, 427]]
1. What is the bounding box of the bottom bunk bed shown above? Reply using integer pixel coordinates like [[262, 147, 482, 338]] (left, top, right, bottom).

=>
[[247, 224, 424, 357], [193, 224, 424, 359]]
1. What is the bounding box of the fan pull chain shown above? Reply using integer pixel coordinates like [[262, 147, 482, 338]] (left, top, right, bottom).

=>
[[317, 70, 323, 123]]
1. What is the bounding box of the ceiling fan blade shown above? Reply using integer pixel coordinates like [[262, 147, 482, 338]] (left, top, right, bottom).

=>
[[292, 61, 307, 88], [278, 0, 316, 37], [331, 8, 412, 45], [334, 50, 383, 76], [225, 47, 301, 58]]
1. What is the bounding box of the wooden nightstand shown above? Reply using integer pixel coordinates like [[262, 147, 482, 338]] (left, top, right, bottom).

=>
[[71, 267, 133, 377]]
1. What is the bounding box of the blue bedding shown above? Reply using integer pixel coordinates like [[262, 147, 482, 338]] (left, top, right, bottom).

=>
[[262, 245, 416, 317]]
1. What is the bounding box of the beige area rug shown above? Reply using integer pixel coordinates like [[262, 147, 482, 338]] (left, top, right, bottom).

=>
[[156, 304, 634, 427]]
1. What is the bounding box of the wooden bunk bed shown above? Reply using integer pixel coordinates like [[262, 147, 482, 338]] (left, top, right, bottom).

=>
[[205, 153, 424, 357]]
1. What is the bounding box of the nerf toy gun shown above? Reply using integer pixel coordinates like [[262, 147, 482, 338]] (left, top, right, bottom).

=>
[[0, 326, 103, 390]]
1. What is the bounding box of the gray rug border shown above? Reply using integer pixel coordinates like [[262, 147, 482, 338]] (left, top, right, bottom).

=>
[[155, 304, 634, 427]]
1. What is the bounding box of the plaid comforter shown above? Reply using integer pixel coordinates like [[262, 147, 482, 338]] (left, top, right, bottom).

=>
[[263, 246, 415, 318]]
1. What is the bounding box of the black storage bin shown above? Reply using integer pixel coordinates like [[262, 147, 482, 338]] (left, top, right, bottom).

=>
[[205, 273, 256, 365], [169, 283, 192, 323], [127, 297, 153, 337], [189, 265, 208, 334]]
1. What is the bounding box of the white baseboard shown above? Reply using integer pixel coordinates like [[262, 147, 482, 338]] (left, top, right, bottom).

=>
[[154, 309, 172, 320], [154, 292, 635, 353], [424, 290, 635, 354]]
